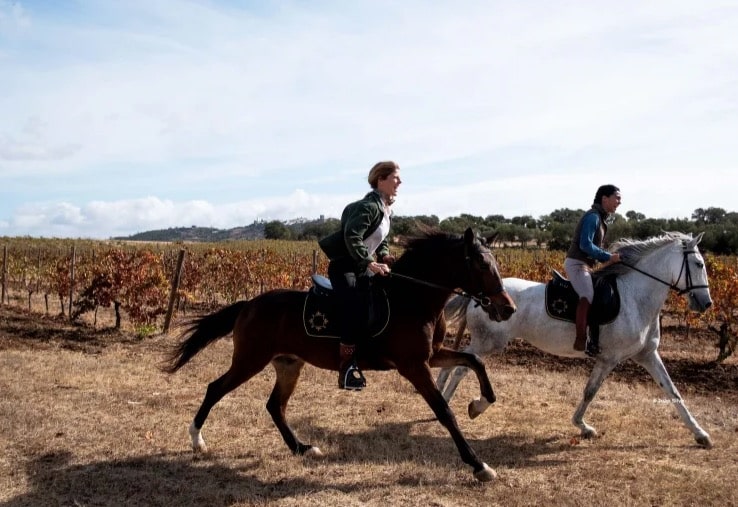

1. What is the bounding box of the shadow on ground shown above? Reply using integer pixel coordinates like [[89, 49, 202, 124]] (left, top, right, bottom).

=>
[[4, 424, 594, 506]]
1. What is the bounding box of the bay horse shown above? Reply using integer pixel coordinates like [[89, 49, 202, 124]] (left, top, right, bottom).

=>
[[164, 228, 517, 482], [436, 232, 714, 447]]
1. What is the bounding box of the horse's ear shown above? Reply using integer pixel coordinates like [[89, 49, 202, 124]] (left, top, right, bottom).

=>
[[464, 227, 475, 245], [691, 232, 705, 247], [485, 232, 499, 246]]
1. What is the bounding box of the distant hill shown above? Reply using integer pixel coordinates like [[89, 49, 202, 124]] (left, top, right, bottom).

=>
[[113, 217, 335, 242], [113, 223, 266, 242]]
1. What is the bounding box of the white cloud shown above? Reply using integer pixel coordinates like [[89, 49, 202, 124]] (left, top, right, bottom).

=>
[[5, 161, 737, 239], [0, 191, 354, 238], [1, 1, 738, 237]]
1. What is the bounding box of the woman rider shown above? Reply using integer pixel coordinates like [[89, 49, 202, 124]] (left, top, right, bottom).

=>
[[564, 184, 622, 356], [318, 161, 402, 390]]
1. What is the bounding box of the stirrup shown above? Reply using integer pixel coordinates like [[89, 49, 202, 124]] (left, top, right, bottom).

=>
[[339, 362, 366, 391]]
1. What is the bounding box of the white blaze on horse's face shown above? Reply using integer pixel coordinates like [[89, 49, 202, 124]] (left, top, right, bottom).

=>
[[679, 233, 713, 312]]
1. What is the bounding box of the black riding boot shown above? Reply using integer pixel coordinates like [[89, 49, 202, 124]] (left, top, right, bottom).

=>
[[573, 298, 590, 352], [574, 297, 600, 357], [338, 343, 366, 391], [585, 332, 601, 358]]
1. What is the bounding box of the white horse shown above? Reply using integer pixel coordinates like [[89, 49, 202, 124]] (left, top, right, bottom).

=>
[[437, 232, 714, 447]]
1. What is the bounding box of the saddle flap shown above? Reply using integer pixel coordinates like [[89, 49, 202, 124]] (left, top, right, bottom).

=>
[[551, 269, 571, 290], [545, 272, 620, 325], [303, 283, 391, 338], [590, 274, 620, 324]]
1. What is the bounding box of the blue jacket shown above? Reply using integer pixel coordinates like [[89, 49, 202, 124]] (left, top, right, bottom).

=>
[[566, 205, 612, 266]]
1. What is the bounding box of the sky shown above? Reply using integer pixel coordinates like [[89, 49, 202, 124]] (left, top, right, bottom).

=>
[[1, 0, 738, 239]]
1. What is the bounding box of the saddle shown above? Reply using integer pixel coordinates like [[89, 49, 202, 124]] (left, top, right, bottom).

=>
[[302, 274, 391, 339], [545, 270, 620, 342]]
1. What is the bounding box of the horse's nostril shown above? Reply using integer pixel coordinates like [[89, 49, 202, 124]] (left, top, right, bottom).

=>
[[705, 301, 712, 309], [503, 306, 516, 319]]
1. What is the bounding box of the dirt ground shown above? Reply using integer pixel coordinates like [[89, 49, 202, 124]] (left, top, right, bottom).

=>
[[1, 304, 737, 506], [1, 305, 734, 395]]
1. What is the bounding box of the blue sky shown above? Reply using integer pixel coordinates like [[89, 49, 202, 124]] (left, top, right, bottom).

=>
[[1, 0, 737, 238]]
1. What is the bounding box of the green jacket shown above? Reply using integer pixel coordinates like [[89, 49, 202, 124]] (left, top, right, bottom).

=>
[[318, 191, 391, 272]]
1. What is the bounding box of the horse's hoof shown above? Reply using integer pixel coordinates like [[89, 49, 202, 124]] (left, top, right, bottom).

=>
[[474, 463, 497, 482], [468, 398, 490, 419], [696, 434, 713, 449], [581, 427, 598, 439], [304, 446, 325, 459], [189, 422, 207, 452]]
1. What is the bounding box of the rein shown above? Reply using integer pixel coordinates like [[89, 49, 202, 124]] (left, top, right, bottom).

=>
[[388, 271, 504, 308], [620, 249, 709, 295]]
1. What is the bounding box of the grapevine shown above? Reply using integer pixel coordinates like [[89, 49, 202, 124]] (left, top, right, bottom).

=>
[[0, 238, 734, 360]]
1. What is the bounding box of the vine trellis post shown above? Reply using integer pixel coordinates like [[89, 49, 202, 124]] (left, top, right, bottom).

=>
[[163, 249, 186, 334], [68, 245, 76, 320], [1, 245, 7, 306]]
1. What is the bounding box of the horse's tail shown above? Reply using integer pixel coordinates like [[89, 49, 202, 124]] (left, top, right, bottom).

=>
[[444, 295, 470, 350], [162, 300, 248, 374]]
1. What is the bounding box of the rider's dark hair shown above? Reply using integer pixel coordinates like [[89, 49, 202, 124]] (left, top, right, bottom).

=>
[[593, 184, 620, 205]]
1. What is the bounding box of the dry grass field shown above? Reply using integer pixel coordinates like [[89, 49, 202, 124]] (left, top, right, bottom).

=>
[[1, 304, 737, 506]]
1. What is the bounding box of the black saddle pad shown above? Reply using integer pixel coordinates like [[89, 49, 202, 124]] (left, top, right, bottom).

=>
[[302, 283, 390, 339], [545, 270, 620, 325]]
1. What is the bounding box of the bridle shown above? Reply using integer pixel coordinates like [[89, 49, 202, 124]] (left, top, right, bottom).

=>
[[463, 242, 507, 308], [388, 240, 507, 309], [620, 246, 709, 296]]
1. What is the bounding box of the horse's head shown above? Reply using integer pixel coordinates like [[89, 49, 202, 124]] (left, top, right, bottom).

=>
[[462, 228, 517, 321], [674, 232, 712, 312], [613, 231, 713, 313]]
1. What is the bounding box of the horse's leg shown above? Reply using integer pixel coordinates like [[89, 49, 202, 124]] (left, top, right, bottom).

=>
[[430, 349, 493, 418], [189, 355, 272, 453], [572, 359, 618, 439], [631, 349, 712, 448], [397, 362, 496, 482], [435, 367, 451, 391], [266, 356, 324, 458], [439, 366, 471, 404], [435, 322, 467, 392]]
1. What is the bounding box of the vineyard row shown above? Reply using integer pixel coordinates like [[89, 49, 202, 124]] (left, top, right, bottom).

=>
[[1, 241, 736, 358]]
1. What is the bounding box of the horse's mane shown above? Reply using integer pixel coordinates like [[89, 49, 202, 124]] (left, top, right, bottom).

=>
[[597, 231, 693, 277], [393, 230, 463, 270], [399, 230, 460, 256]]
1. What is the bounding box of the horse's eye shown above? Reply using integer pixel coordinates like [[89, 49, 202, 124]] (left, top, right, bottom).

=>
[[478, 254, 492, 270]]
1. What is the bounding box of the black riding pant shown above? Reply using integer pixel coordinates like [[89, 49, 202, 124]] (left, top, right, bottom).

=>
[[327, 258, 371, 346]]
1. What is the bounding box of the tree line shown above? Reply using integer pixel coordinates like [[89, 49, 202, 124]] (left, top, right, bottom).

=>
[[264, 206, 738, 255]]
